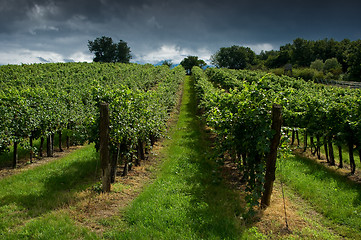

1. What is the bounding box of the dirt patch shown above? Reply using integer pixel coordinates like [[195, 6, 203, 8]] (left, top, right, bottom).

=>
[[253, 182, 310, 236], [0, 146, 83, 179]]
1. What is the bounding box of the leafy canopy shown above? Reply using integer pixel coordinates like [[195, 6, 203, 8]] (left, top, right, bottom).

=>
[[211, 45, 256, 70], [161, 60, 173, 68], [180, 56, 206, 74], [88, 36, 131, 63]]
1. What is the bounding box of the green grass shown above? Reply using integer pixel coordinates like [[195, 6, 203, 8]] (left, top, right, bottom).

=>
[[292, 133, 361, 170], [4, 212, 97, 240], [278, 154, 361, 239], [0, 144, 99, 239], [0, 133, 69, 167], [0, 138, 41, 167], [102, 76, 244, 239]]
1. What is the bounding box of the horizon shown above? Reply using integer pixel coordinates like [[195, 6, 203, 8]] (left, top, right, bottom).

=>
[[1, 0, 361, 65]]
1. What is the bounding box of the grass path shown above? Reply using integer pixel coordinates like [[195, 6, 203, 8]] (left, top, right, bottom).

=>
[[0, 144, 99, 239], [103, 76, 243, 239], [278, 154, 361, 239]]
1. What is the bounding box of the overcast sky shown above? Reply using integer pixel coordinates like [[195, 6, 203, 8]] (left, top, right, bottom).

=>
[[1, 0, 360, 65]]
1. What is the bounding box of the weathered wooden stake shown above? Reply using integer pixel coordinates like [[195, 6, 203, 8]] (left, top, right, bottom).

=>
[[100, 102, 111, 192], [261, 104, 282, 208]]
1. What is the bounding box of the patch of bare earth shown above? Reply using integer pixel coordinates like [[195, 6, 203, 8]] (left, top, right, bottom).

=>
[[0, 146, 83, 179], [253, 182, 310, 237]]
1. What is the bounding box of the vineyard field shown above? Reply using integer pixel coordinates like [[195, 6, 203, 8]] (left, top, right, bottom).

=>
[[0, 62, 185, 172], [1, 63, 361, 239]]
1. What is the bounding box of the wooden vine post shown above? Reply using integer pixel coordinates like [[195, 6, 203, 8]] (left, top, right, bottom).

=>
[[100, 102, 111, 192], [261, 104, 282, 208]]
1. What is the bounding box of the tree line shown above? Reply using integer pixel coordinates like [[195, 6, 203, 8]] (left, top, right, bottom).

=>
[[259, 38, 361, 81], [88, 36, 361, 81]]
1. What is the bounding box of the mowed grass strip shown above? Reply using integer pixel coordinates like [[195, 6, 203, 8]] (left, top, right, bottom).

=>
[[279, 154, 361, 238], [103, 76, 243, 239], [0, 144, 99, 239], [294, 134, 361, 171]]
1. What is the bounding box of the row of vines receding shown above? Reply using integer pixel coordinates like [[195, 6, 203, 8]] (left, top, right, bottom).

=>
[[193, 66, 361, 214]]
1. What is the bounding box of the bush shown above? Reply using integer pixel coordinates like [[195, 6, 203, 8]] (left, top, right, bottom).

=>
[[293, 68, 319, 81], [314, 70, 324, 80], [310, 59, 324, 71], [324, 58, 342, 72], [270, 68, 285, 76]]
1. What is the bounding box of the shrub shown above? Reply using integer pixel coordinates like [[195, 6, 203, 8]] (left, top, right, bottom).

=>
[[293, 68, 319, 81], [270, 68, 284, 76], [310, 59, 324, 71], [324, 58, 342, 72]]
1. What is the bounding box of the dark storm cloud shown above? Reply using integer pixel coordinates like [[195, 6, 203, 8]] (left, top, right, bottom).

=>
[[1, 0, 361, 64]]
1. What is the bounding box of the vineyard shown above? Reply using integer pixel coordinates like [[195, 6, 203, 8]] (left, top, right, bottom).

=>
[[0, 63, 185, 172], [193, 66, 361, 211], [1, 63, 361, 238]]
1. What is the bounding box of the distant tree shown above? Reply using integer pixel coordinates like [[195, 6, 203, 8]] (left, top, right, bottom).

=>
[[324, 58, 342, 73], [114, 40, 132, 63], [291, 38, 314, 67], [312, 39, 328, 60], [310, 59, 324, 71], [258, 50, 278, 62], [338, 39, 351, 72], [88, 36, 131, 63], [180, 56, 206, 74], [262, 46, 291, 69], [162, 60, 173, 68], [346, 40, 361, 81], [211, 45, 256, 69]]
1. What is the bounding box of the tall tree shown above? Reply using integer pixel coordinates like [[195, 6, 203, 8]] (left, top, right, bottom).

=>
[[180, 56, 206, 74], [291, 38, 314, 67], [346, 40, 361, 81], [88, 36, 131, 63], [115, 40, 132, 63], [161, 60, 173, 68], [211, 45, 256, 69]]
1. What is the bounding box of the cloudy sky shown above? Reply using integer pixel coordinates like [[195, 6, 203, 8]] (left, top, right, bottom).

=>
[[1, 0, 360, 65]]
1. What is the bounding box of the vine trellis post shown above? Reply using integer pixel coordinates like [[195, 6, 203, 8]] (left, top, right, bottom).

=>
[[100, 102, 111, 192], [261, 104, 282, 208]]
